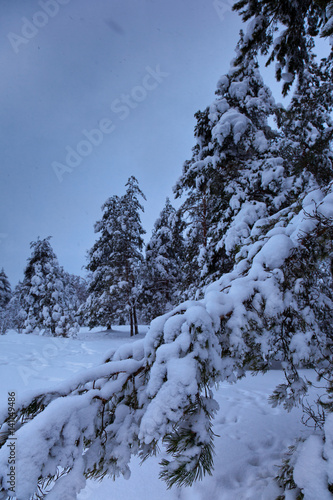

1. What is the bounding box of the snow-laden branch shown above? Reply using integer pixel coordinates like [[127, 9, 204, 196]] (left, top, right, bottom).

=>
[[0, 297, 225, 498]]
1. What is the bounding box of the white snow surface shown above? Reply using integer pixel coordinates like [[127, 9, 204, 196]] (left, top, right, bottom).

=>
[[0, 327, 319, 500]]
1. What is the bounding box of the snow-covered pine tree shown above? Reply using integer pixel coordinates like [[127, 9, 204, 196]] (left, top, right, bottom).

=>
[[226, 6, 333, 495], [175, 160, 212, 298], [69, 275, 88, 306], [20, 237, 78, 337], [175, 30, 284, 293], [140, 198, 185, 321], [84, 194, 123, 330], [0, 268, 11, 334], [0, 268, 11, 309], [114, 176, 146, 335], [66, 274, 88, 327], [62, 273, 88, 328], [84, 177, 146, 335], [5, 281, 26, 333]]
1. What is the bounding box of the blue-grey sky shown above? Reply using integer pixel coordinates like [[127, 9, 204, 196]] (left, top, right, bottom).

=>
[[1, 0, 282, 286]]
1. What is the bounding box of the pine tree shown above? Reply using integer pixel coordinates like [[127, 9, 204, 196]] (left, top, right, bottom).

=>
[[175, 31, 281, 292], [140, 198, 185, 321], [175, 162, 213, 298], [84, 194, 122, 330], [20, 237, 78, 337], [84, 177, 146, 335], [67, 274, 88, 326], [0, 268, 11, 309], [5, 281, 26, 333], [112, 176, 146, 335], [62, 273, 88, 328], [0, 268, 11, 334]]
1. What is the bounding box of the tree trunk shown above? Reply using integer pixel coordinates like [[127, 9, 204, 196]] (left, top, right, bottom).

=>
[[133, 305, 139, 335], [130, 308, 134, 337], [201, 192, 208, 248]]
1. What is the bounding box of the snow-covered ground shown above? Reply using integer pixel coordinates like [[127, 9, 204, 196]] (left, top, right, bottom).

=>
[[0, 328, 316, 499]]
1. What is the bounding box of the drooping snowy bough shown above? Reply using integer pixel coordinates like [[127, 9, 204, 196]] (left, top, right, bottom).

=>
[[1, 184, 333, 499]]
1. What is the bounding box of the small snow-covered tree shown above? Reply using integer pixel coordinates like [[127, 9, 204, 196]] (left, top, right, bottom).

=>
[[5, 281, 26, 333], [20, 237, 78, 337], [140, 198, 185, 321], [64, 274, 88, 327], [69, 275, 88, 306], [0, 268, 11, 309], [0, 268, 11, 334]]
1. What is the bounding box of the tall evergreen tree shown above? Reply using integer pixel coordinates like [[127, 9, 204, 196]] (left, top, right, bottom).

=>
[[140, 198, 185, 321], [176, 169, 212, 298], [112, 176, 146, 335], [84, 177, 146, 335], [84, 194, 122, 330], [20, 237, 78, 337], [175, 31, 281, 291]]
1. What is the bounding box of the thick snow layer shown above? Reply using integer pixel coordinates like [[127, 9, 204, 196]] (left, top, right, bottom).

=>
[[293, 435, 332, 500], [0, 329, 319, 500], [223, 201, 267, 254], [253, 233, 294, 270], [318, 191, 333, 219], [212, 108, 250, 145]]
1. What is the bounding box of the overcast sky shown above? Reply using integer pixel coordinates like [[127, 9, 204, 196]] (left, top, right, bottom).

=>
[[1, 0, 279, 286]]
